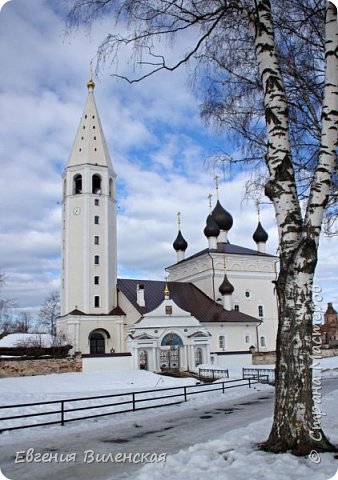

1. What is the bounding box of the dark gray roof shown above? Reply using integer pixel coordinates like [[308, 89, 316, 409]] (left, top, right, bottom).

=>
[[117, 278, 259, 324], [167, 242, 276, 268]]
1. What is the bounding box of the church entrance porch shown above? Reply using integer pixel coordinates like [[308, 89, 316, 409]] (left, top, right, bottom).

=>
[[160, 347, 180, 372]]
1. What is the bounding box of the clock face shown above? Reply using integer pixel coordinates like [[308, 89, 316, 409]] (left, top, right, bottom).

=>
[[73, 207, 81, 216]]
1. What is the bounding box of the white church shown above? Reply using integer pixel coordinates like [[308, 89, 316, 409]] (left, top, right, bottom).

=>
[[57, 77, 279, 372]]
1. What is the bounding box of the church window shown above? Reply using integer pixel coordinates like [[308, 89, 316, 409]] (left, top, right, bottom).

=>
[[161, 333, 183, 346], [94, 136, 96, 140], [139, 350, 148, 370], [89, 331, 105, 353], [94, 236, 99, 245], [219, 335, 225, 349], [245, 290, 251, 299], [234, 304, 239, 312], [260, 336, 266, 348], [92, 174, 101, 194], [245, 335, 251, 344], [94, 199, 99, 206], [94, 148, 97, 152], [85, 115, 87, 119], [94, 216, 99, 224], [165, 306, 172, 315], [94, 296, 100, 307], [94, 276, 99, 285], [195, 347, 203, 367], [258, 305, 264, 317], [94, 255, 100, 265], [79, 148, 81, 152], [73, 174, 82, 194], [93, 125, 96, 129], [92, 115, 95, 119], [63, 179, 66, 197], [109, 178, 113, 197]]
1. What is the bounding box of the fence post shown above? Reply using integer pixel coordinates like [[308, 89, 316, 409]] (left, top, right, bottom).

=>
[[248, 378, 251, 389], [184, 386, 187, 402], [61, 401, 64, 426], [222, 381, 225, 394], [132, 393, 136, 411]]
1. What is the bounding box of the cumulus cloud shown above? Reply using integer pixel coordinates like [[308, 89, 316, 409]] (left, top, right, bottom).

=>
[[0, 0, 336, 315]]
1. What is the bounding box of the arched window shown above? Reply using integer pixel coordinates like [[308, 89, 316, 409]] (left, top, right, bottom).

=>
[[63, 179, 67, 197], [73, 174, 82, 194], [89, 329, 110, 354], [161, 333, 183, 347], [195, 347, 203, 367], [109, 178, 113, 197], [258, 305, 264, 317], [139, 350, 148, 370], [89, 332, 105, 354], [92, 174, 101, 194]]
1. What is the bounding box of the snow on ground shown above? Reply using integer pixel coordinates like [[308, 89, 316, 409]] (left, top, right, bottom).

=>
[[0, 357, 337, 480], [135, 388, 338, 480]]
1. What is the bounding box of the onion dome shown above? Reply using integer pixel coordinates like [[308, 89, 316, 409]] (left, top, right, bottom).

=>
[[204, 214, 220, 238], [212, 201, 233, 231], [173, 230, 188, 251], [219, 273, 235, 295], [253, 221, 268, 243]]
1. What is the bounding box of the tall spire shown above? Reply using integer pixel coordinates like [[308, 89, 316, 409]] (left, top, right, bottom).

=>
[[66, 77, 114, 171]]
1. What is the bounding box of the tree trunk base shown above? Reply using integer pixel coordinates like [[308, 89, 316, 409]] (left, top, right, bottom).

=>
[[259, 430, 338, 456]]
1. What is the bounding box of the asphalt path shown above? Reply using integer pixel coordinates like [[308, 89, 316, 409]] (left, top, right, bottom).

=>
[[1, 377, 337, 480]]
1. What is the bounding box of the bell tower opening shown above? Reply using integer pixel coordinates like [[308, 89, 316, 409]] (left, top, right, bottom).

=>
[[73, 174, 82, 194], [92, 174, 101, 194]]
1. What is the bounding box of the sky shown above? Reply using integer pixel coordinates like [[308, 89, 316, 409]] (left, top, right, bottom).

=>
[[0, 0, 336, 316]]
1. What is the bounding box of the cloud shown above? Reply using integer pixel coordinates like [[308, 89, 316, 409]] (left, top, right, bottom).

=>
[[0, 0, 336, 316]]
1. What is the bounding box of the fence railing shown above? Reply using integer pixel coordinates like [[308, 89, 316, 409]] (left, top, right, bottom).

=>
[[242, 368, 275, 384], [199, 368, 229, 382], [0, 378, 258, 433]]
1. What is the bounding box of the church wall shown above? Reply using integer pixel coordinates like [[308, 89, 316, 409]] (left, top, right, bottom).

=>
[[57, 315, 125, 354], [206, 323, 258, 353]]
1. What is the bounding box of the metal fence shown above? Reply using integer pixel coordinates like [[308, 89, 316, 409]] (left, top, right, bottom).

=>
[[242, 368, 275, 384], [198, 368, 229, 382], [0, 378, 258, 433]]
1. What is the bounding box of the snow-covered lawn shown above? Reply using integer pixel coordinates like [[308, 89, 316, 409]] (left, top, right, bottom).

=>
[[0, 356, 337, 479]]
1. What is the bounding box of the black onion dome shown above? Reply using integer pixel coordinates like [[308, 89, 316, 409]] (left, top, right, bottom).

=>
[[212, 200, 233, 231], [204, 214, 221, 238], [253, 221, 268, 243], [219, 273, 235, 295], [173, 230, 188, 251]]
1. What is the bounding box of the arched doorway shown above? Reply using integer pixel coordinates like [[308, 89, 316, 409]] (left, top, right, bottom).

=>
[[89, 329, 110, 354], [195, 347, 203, 367], [139, 350, 148, 370], [160, 333, 183, 371]]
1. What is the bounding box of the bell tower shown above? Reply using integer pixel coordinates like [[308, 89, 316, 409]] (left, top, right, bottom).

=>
[[60, 76, 117, 316]]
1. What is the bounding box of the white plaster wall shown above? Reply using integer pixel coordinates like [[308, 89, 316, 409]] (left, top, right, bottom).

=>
[[82, 355, 133, 372]]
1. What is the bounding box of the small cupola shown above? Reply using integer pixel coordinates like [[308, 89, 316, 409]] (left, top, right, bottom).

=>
[[219, 258, 234, 310], [204, 194, 220, 250], [211, 176, 233, 243], [219, 274, 235, 295], [173, 212, 188, 262], [253, 221, 268, 253]]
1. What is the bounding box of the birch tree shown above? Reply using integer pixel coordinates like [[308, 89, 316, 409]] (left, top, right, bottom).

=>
[[66, 0, 338, 454]]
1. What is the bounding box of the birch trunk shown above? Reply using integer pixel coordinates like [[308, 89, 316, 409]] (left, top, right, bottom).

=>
[[251, 0, 338, 454]]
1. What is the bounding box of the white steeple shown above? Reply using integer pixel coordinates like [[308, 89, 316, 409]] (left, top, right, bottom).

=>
[[60, 77, 117, 316], [67, 77, 115, 172]]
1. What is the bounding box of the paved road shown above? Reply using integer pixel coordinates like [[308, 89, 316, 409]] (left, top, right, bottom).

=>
[[1, 378, 337, 480]]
